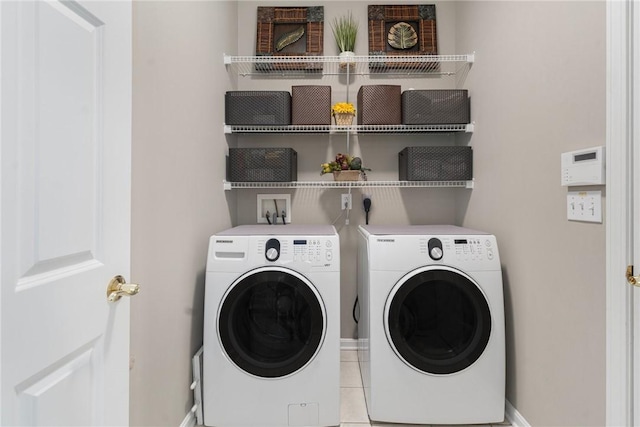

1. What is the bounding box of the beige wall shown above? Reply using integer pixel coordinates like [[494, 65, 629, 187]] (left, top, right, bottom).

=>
[[130, 1, 237, 425], [131, 1, 606, 426], [455, 1, 606, 426]]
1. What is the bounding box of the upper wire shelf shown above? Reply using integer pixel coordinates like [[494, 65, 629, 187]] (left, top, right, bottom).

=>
[[224, 123, 474, 134], [224, 54, 474, 77]]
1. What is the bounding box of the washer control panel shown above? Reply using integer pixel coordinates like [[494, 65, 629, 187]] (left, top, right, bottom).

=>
[[260, 237, 335, 267]]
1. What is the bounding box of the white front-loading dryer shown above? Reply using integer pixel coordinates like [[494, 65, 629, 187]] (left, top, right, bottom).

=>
[[204, 225, 340, 427], [357, 225, 505, 425]]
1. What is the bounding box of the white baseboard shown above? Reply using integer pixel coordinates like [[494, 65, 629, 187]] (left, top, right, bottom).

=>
[[505, 399, 531, 427], [179, 410, 197, 427], [340, 338, 358, 351]]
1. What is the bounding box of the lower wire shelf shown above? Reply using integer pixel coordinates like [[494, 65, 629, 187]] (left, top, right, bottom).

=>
[[223, 180, 474, 190]]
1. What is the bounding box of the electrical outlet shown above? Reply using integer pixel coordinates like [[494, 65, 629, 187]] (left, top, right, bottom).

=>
[[363, 193, 372, 203], [341, 193, 352, 210]]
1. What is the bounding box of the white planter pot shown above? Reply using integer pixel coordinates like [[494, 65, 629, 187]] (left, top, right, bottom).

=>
[[339, 51, 355, 70]]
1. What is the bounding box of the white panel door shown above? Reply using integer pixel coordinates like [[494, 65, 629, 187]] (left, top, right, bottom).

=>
[[633, 1, 640, 423], [0, 1, 132, 425], [607, 0, 640, 424]]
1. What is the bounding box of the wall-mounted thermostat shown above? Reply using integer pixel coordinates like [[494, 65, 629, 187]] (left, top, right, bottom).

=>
[[561, 146, 605, 186]]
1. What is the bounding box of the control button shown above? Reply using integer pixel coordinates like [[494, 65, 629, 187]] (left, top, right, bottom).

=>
[[487, 249, 494, 260], [485, 239, 492, 247], [326, 241, 332, 248], [326, 250, 333, 261]]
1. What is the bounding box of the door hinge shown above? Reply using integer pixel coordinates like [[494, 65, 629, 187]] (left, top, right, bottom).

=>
[[626, 265, 640, 287]]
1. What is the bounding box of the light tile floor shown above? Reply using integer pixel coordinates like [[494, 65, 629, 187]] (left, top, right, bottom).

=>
[[339, 350, 511, 427]]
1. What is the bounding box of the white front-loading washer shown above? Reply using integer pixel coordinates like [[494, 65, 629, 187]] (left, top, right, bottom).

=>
[[357, 225, 505, 425], [203, 225, 340, 427]]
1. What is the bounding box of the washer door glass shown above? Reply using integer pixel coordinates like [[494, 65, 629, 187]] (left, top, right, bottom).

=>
[[385, 266, 491, 375], [218, 267, 326, 378]]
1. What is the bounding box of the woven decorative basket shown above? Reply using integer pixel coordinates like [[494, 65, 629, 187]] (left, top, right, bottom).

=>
[[333, 170, 361, 181], [292, 86, 331, 125], [333, 113, 355, 126], [357, 85, 402, 125]]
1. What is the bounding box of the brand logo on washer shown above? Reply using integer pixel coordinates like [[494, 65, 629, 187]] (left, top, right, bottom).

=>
[[215, 239, 234, 244], [377, 238, 395, 243]]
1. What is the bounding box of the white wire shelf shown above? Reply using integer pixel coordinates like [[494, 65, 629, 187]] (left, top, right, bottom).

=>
[[223, 180, 474, 191], [224, 123, 474, 134], [224, 54, 474, 77]]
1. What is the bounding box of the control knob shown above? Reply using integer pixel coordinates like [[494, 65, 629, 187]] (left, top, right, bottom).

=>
[[265, 238, 280, 262], [428, 238, 443, 261], [430, 247, 443, 260]]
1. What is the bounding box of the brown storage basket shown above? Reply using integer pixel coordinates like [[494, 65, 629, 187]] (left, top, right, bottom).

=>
[[357, 85, 402, 125], [402, 90, 470, 125], [228, 148, 297, 182], [399, 146, 472, 181], [225, 91, 291, 125], [292, 86, 331, 125]]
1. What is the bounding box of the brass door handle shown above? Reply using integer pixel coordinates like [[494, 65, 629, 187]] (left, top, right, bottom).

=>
[[107, 275, 140, 302], [626, 265, 640, 287]]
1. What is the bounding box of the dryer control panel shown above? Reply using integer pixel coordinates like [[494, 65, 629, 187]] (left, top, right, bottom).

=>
[[451, 237, 496, 262], [419, 236, 496, 263]]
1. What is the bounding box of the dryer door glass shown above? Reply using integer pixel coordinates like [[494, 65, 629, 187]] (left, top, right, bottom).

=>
[[218, 268, 325, 378], [386, 268, 491, 374]]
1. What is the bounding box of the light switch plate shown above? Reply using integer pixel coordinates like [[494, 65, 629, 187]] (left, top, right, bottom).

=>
[[257, 194, 291, 224], [567, 190, 602, 223]]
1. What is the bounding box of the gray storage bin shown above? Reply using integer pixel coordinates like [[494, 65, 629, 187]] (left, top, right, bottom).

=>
[[402, 90, 470, 125], [399, 146, 472, 181], [225, 91, 291, 125], [228, 148, 297, 182]]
